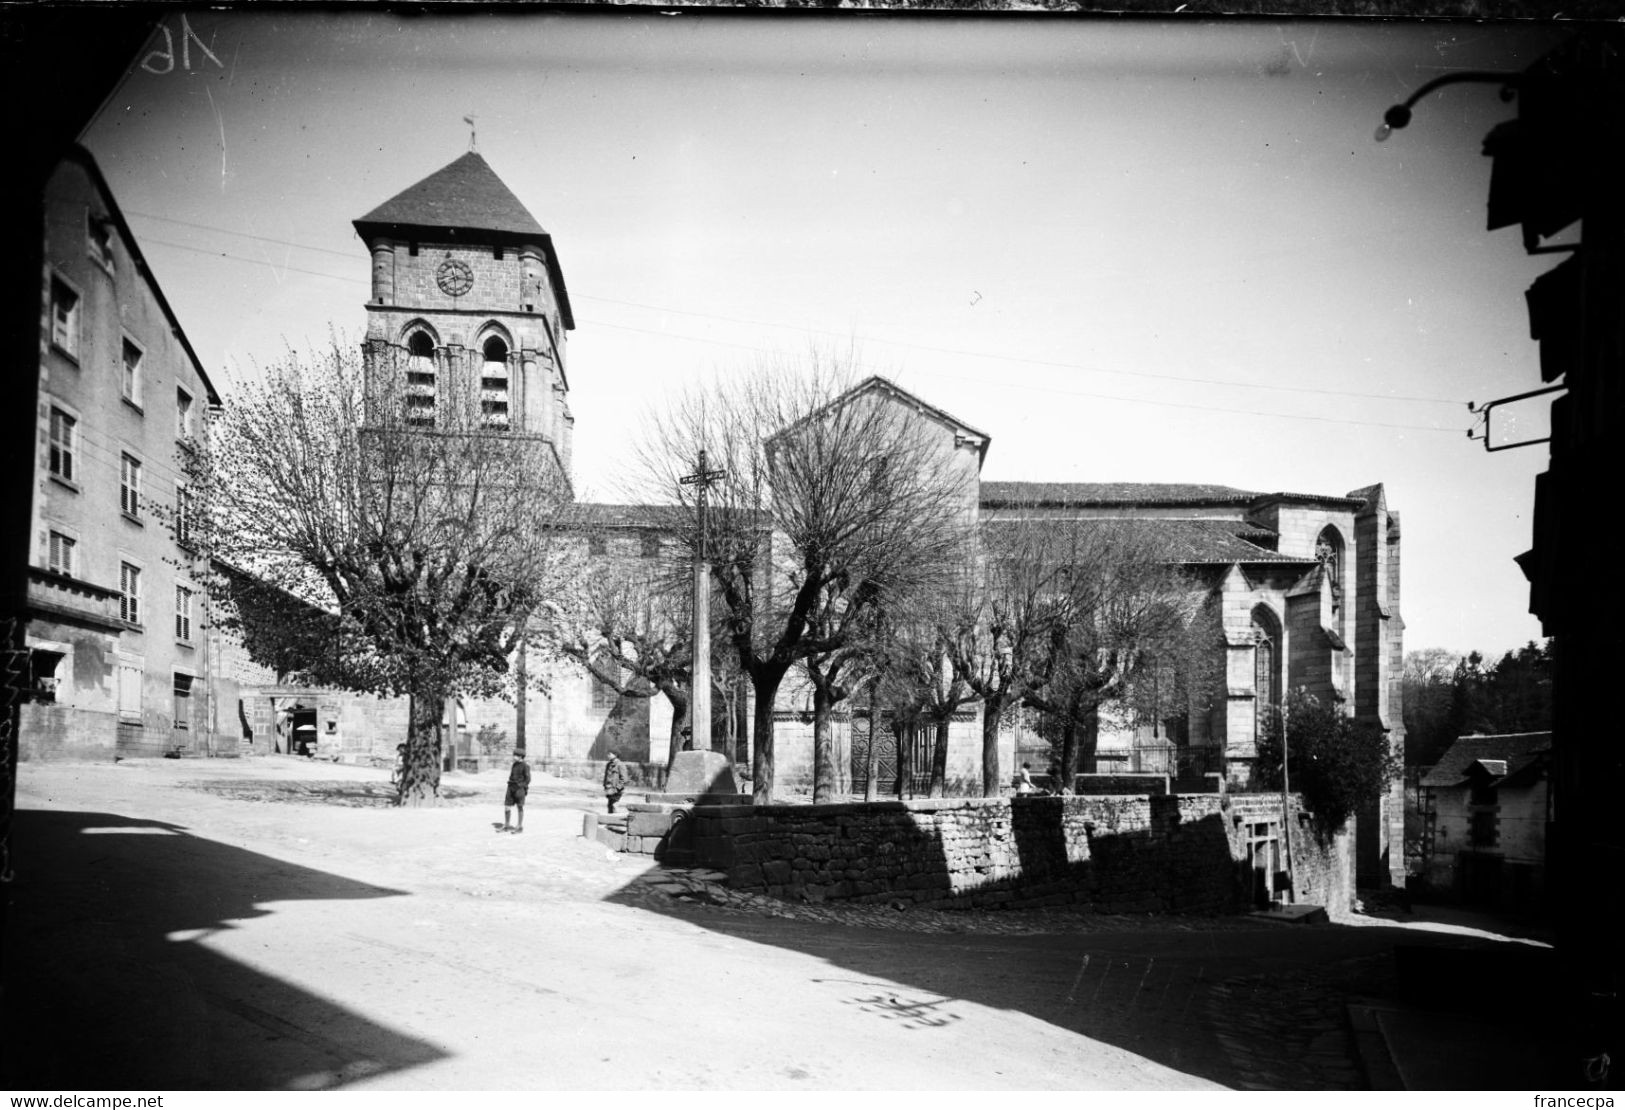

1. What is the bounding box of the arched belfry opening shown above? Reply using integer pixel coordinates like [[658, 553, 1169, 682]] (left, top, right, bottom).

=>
[[404, 329, 437, 427], [481, 334, 510, 429]]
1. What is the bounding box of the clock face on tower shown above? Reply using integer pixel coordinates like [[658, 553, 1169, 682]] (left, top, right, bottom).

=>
[[436, 257, 474, 297]]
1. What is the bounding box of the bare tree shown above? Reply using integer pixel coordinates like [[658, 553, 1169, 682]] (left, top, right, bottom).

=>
[[631, 350, 971, 802], [550, 520, 699, 765], [193, 340, 575, 805], [943, 513, 1081, 797], [866, 585, 978, 797], [1021, 521, 1211, 789]]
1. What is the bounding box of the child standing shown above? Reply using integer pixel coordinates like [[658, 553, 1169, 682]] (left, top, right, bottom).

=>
[[502, 749, 530, 833]]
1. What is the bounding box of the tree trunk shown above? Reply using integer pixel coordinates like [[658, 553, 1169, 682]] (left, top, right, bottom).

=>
[[750, 673, 779, 804], [896, 719, 914, 800], [981, 694, 1005, 797], [442, 694, 459, 773], [1058, 718, 1078, 795], [812, 683, 836, 804], [514, 640, 527, 759], [1080, 704, 1101, 780], [398, 689, 444, 807], [929, 716, 950, 798], [734, 681, 750, 765], [864, 705, 880, 804]]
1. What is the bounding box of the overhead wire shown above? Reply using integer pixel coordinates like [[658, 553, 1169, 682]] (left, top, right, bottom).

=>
[[125, 221, 1471, 435]]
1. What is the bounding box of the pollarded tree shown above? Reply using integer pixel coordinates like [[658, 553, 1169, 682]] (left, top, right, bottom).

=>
[[1021, 520, 1211, 790], [193, 340, 576, 805], [630, 350, 971, 803], [550, 517, 701, 766], [943, 511, 1092, 797], [865, 580, 979, 798]]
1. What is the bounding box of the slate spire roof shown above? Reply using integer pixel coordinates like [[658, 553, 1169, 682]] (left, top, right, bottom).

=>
[[355, 152, 549, 238], [353, 151, 574, 330]]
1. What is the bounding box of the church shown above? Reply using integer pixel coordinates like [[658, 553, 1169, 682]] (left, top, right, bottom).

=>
[[20, 144, 1405, 886], [340, 149, 1407, 885]]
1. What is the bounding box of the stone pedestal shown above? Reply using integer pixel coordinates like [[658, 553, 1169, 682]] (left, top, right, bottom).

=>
[[663, 749, 739, 797]]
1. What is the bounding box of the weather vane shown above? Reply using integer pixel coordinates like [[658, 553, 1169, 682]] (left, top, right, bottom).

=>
[[464, 114, 478, 153]]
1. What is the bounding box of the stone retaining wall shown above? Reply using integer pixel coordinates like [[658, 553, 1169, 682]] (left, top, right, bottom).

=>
[[686, 793, 1355, 917]]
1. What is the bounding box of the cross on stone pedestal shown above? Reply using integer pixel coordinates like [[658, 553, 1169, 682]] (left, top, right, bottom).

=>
[[679, 449, 726, 751]]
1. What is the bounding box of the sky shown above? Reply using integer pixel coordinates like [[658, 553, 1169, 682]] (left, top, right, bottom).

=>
[[80, 11, 1575, 658]]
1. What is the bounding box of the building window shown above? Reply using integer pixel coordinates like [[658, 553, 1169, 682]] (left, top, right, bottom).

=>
[[1316, 526, 1345, 609], [119, 562, 141, 625], [1250, 605, 1282, 743], [49, 408, 76, 482], [640, 533, 660, 558], [480, 336, 510, 429], [405, 331, 437, 427], [176, 387, 195, 440], [173, 673, 193, 730], [1469, 807, 1499, 848], [1255, 638, 1274, 703], [120, 454, 142, 518], [176, 487, 195, 549], [47, 531, 76, 577], [117, 661, 142, 722], [50, 278, 80, 358], [122, 339, 143, 406], [175, 585, 193, 642], [88, 214, 115, 271], [29, 649, 64, 704]]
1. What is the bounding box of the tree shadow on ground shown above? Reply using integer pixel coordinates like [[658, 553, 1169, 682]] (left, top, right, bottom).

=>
[[184, 778, 482, 807], [609, 795, 1560, 1090], [2, 809, 448, 1089]]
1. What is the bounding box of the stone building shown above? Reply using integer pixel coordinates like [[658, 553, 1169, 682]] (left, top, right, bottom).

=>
[[1417, 731, 1551, 911], [21, 145, 224, 761], [735, 379, 1407, 885]]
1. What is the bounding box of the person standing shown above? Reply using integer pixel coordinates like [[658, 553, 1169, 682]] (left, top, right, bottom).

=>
[[502, 750, 530, 833], [603, 751, 630, 813]]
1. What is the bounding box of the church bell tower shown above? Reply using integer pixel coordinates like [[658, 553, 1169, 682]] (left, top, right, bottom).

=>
[[353, 151, 576, 476]]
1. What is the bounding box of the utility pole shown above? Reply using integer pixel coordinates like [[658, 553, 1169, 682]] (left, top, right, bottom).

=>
[[679, 448, 725, 751], [1279, 705, 1295, 905]]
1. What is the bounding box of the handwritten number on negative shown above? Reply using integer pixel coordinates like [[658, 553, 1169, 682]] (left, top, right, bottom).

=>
[[143, 15, 223, 75]]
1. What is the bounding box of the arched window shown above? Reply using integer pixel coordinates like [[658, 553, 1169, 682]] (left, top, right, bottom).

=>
[[1315, 526, 1344, 608], [480, 335, 510, 429], [404, 330, 436, 427], [1251, 604, 1282, 742]]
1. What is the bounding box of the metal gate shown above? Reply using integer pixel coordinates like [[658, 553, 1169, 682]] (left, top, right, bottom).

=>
[[849, 714, 935, 796]]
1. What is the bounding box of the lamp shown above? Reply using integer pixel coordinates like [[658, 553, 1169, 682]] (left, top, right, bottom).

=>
[[1373, 71, 1519, 141]]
